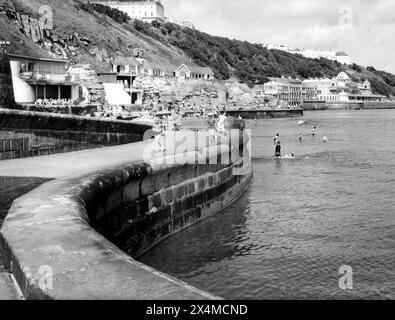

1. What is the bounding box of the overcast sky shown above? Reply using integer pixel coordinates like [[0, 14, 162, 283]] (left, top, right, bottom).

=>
[[165, 0, 395, 73]]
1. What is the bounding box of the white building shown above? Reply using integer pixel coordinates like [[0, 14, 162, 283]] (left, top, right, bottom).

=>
[[253, 76, 318, 106], [301, 72, 385, 102], [92, 0, 165, 23], [262, 44, 352, 65], [165, 18, 195, 29]]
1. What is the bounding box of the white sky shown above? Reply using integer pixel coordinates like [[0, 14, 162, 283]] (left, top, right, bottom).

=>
[[165, 0, 395, 73]]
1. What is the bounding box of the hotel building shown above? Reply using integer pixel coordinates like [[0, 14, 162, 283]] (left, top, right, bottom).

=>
[[91, 0, 165, 23], [253, 77, 318, 106]]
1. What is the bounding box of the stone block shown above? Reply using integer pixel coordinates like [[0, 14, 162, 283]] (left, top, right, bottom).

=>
[[175, 184, 187, 199], [136, 197, 149, 216], [154, 170, 170, 190], [165, 188, 173, 204], [104, 189, 123, 215], [187, 182, 195, 195], [182, 196, 196, 212], [206, 188, 214, 201], [159, 222, 172, 238], [174, 200, 183, 216], [208, 175, 214, 187], [125, 202, 139, 221], [195, 191, 207, 206], [123, 181, 140, 204], [140, 176, 156, 196], [173, 215, 184, 230]]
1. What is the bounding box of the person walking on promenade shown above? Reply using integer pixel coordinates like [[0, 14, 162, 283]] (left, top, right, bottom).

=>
[[153, 118, 166, 153], [207, 115, 217, 144], [217, 112, 228, 138]]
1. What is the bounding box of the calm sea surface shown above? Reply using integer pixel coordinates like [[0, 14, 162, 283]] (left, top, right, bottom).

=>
[[140, 110, 395, 300]]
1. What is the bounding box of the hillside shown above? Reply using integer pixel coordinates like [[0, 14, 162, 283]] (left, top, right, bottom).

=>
[[1, 0, 395, 97], [0, 0, 193, 73]]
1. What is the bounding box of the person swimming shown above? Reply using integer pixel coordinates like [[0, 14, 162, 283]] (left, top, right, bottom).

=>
[[298, 134, 303, 143], [282, 153, 295, 159], [312, 126, 317, 137], [322, 135, 328, 143]]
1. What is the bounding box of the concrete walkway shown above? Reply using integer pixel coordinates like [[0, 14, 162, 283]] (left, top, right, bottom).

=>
[[0, 140, 155, 179]]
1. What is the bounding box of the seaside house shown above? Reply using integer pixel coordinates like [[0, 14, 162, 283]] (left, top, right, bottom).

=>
[[97, 55, 144, 105], [174, 64, 215, 80], [8, 54, 79, 104], [140, 60, 165, 77]]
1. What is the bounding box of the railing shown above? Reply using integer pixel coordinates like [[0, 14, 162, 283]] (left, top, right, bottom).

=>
[[19, 72, 69, 83]]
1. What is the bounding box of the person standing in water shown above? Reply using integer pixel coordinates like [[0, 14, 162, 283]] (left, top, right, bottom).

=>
[[275, 141, 282, 158], [298, 134, 303, 143], [274, 133, 280, 145], [312, 126, 317, 137]]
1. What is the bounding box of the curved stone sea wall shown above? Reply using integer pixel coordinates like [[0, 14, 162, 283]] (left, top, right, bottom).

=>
[[0, 134, 253, 300]]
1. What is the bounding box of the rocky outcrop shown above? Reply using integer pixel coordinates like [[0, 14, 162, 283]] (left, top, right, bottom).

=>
[[0, 4, 110, 62], [136, 76, 258, 108]]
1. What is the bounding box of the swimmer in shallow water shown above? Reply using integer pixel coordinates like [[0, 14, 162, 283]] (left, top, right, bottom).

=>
[[322, 135, 328, 143], [282, 153, 295, 159]]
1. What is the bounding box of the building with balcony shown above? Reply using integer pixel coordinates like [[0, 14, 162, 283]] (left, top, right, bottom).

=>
[[254, 76, 318, 106], [92, 0, 165, 23], [9, 54, 79, 104], [301, 73, 385, 102], [97, 56, 144, 105]]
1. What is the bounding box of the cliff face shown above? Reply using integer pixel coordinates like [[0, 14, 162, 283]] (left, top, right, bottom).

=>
[[0, 0, 192, 73]]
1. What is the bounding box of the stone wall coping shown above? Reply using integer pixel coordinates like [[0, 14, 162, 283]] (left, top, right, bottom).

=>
[[0, 160, 223, 300], [0, 108, 152, 133]]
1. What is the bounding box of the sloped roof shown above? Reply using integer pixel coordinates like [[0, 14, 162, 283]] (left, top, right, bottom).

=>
[[113, 55, 138, 66], [268, 77, 302, 85], [145, 60, 163, 69], [176, 64, 215, 76]]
